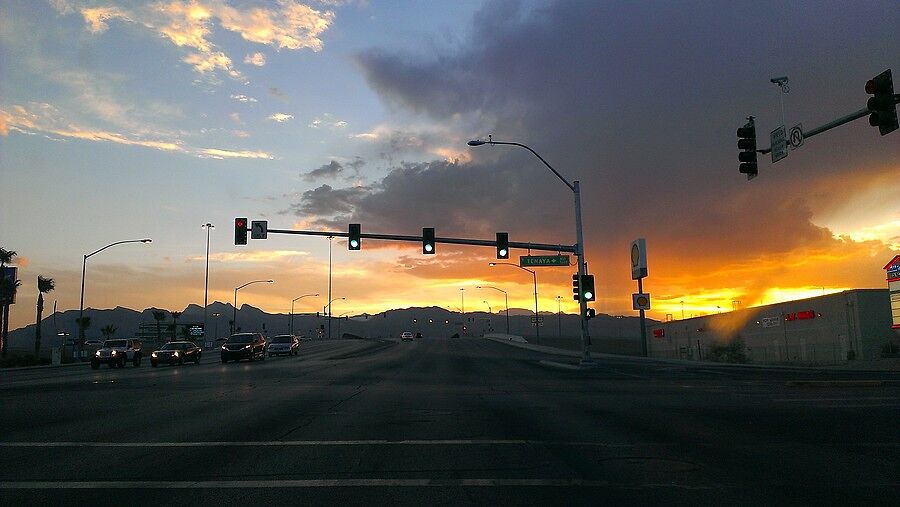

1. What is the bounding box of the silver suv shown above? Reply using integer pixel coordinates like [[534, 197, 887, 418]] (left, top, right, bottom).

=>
[[91, 339, 143, 369]]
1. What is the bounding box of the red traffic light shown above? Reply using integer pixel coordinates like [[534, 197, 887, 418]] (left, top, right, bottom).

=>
[[865, 79, 876, 95], [236, 219, 246, 227]]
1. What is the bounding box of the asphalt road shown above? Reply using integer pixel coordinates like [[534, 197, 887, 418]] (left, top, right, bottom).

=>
[[1, 337, 898, 505]]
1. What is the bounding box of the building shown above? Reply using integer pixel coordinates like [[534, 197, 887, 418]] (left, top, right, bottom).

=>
[[649, 289, 897, 364]]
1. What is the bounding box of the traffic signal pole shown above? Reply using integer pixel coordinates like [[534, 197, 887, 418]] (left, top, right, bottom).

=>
[[573, 180, 593, 364]]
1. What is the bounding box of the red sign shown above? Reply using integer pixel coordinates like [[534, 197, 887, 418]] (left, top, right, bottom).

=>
[[785, 310, 816, 321], [653, 328, 665, 338]]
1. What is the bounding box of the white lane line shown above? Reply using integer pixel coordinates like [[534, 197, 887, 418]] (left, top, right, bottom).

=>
[[772, 397, 899, 402], [0, 479, 615, 489], [0, 440, 641, 448]]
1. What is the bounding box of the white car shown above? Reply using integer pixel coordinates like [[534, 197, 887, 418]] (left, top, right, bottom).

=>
[[401, 332, 413, 342]]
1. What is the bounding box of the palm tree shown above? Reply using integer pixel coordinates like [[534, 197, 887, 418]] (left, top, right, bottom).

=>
[[152, 310, 166, 345], [0, 277, 21, 358], [34, 275, 56, 355], [100, 324, 118, 339], [0, 247, 18, 357], [75, 316, 91, 346], [170, 310, 182, 341]]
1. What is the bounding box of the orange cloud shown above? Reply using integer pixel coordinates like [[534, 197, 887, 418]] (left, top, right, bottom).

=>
[[80, 6, 131, 33]]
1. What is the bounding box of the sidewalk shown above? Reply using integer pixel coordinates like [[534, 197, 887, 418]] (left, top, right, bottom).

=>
[[484, 336, 900, 373]]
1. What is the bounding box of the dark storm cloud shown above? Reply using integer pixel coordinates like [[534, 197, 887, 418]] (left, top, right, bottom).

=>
[[290, 160, 568, 238], [348, 0, 899, 263], [303, 160, 344, 181], [287, 184, 370, 218]]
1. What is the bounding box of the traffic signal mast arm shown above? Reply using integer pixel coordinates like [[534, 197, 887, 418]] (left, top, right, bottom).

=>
[[756, 95, 898, 154], [266, 228, 576, 254], [756, 105, 873, 154]]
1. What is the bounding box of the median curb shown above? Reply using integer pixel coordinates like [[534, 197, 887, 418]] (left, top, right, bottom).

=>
[[484, 336, 900, 373]]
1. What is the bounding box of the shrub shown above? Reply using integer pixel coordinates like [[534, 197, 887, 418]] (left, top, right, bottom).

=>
[[706, 339, 749, 363]]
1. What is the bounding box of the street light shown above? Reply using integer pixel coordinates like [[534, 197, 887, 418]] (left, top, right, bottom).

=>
[[201, 223, 214, 339], [79, 238, 152, 352], [291, 293, 319, 336], [556, 295, 563, 338], [489, 262, 540, 340], [327, 296, 346, 339], [471, 136, 592, 364], [477, 285, 509, 334], [232, 279, 274, 334]]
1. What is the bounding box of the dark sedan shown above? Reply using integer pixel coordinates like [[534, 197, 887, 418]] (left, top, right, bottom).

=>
[[221, 333, 267, 363], [151, 341, 201, 367]]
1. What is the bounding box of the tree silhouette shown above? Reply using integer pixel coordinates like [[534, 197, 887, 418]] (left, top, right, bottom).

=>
[[75, 316, 91, 343], [34, 275, 56, 355], [169, 310, 182, 341], [100, 324, 118, 339], [152, 310, 166, 346], [0, 247, 19, 358]]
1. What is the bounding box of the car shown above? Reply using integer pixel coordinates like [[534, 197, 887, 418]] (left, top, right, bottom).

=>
[[401, 331, 413, 342], [220, 333, 266, 363], [267, 335, 299, 357], [415, 332, 423, 339], [91, 339, 142, 369], [151, 341, 201, 367]]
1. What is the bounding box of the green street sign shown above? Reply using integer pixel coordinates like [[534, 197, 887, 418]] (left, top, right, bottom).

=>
[[520, 255, 570, 267]]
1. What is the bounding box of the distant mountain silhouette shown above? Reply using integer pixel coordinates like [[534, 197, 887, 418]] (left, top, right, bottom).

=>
[[7, 302, 657, 353]]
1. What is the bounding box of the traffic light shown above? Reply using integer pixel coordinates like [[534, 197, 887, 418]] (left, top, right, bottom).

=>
[[422, 227, 435, 254], [737, 118, 758, 180], [496, 232, 509, 259], [348, 223, 361, 250], [866, 69, 898, 136], [572, 273, 596, 302], [582, 274, 596, 301], [234, 217, 247, 245], [585, 308, 596, 320]]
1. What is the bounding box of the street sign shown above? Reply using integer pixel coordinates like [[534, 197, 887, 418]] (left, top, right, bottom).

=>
[[632, 293, 651, 310], [530, 316, 544, 323], [1, 266, 18, 305], [251, 220, 268, 239], [771, 125, 787, 163], [789, 123, 804, 149], [520, 255, 569, 267], [630, 239, 647, 280], [760, 316, 780, 328], [188, 324, 204, 337]]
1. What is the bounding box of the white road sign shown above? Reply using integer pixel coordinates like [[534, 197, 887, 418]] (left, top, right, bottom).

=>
[[771, 125, 787, 163], [789, 123, 804, 149]]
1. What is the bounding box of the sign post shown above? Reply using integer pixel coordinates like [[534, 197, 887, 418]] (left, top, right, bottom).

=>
[[884, 255, 900, 330], [630, 239, 649, 356]]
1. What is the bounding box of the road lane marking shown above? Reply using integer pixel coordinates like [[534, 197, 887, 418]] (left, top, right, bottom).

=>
[[0, 440, 643, 448]]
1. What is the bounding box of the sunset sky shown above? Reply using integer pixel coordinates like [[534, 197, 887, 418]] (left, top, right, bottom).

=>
[[1, 0, 898, 331]]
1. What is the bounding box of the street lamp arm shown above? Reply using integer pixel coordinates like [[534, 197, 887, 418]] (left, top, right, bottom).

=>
[[236, 279, 273, 291], [293, 293, 319, 303], [85, 239, 152, 259], [472, 139, 574, 192]]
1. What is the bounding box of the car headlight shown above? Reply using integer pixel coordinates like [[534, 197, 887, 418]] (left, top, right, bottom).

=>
[[151, 352, 158, 358], [243, 344, 252, 350], [111, 350, 117, 356], [221, 345, 227, 350], [173, 351, 179, 357], [95, 350, 101, 356]]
